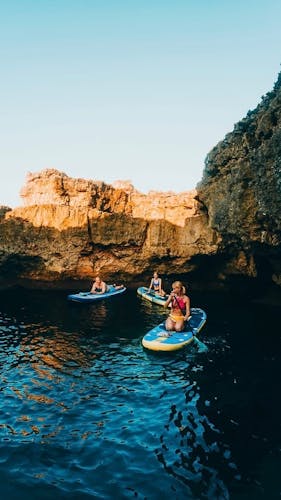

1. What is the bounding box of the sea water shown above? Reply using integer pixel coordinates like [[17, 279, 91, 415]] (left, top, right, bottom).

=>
[[0, 287, 280, 499]]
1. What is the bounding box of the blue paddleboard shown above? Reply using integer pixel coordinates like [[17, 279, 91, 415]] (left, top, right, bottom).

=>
[[137, 286, 167, 306], [142, 307, 207, 351], [68, 285, 126, 303]]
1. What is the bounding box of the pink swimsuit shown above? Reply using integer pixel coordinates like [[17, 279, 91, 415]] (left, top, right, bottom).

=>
[[172, 296, 186, 312]]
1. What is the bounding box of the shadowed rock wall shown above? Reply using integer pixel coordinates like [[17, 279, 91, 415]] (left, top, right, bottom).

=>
[[197, 72, 281, 287]]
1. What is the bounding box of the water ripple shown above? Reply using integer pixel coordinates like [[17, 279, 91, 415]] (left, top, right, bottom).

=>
[[0, 290, 279, 499]]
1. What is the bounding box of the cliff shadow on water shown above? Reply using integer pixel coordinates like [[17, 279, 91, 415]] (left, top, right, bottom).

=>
[[0, 284, 280, 499]]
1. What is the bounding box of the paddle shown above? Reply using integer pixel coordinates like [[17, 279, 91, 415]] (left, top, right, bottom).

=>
[[171, 293, 188, 320], [187, 312, 208, 352], [170, 294, 204, 343], [192, 334, 208, 352]]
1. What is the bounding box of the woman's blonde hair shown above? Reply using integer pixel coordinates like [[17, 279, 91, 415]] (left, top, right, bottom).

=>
[[172, 281, 187, 294]]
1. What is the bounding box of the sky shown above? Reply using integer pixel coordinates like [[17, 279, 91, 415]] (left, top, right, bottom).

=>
[[1, 0, 281, 207]]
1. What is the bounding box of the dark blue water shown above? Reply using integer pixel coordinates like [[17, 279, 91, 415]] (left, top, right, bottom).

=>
[[0, 287, 280, 499]]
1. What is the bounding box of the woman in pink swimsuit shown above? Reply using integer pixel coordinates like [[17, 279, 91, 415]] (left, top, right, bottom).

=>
[[164, 281, 191, 332]]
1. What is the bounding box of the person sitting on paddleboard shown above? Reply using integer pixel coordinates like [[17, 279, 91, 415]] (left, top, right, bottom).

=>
[[90, 276, 108, 294], [164, 280, 191, 332], [148, 271, 166, 296]]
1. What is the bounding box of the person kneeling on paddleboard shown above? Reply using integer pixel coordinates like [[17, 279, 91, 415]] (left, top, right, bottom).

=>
[[164, 281, 191, 332]]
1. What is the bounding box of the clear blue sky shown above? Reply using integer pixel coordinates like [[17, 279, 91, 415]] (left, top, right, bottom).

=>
[[1, 0, 280, 207]]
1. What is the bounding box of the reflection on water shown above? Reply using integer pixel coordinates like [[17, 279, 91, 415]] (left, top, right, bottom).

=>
[[0, 288, 280, 499]]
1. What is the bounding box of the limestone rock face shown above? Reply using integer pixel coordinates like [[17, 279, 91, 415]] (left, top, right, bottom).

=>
[[18, 169, 199, 227], [0, 169, 218, 284], [197, 72, 281, 285], [2, 73, 281, 290]]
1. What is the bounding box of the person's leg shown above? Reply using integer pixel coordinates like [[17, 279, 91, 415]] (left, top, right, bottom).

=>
[[175, 319, 185, 332], [165, 317, 175, 331]]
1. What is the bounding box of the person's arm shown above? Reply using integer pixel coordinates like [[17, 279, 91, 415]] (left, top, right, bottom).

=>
[[158, 278, 163, 293], [164, 293, 173, 308], [148, 278, 153, 292], [183, 296, 191, 320]]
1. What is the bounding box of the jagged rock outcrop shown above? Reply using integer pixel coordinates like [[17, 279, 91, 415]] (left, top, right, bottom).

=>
[[1, 72, 281, 291], [0, 169, 218, 285], [197, 72, 281, 286]]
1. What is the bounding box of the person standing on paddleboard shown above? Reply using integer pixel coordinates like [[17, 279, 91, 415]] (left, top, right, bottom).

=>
[[164, 281, 191, 332]]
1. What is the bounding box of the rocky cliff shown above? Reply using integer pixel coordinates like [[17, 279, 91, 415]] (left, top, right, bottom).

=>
[[0, 169, 218, 286], [197, 72, 281, 287], [1, 73, 281, 291]]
